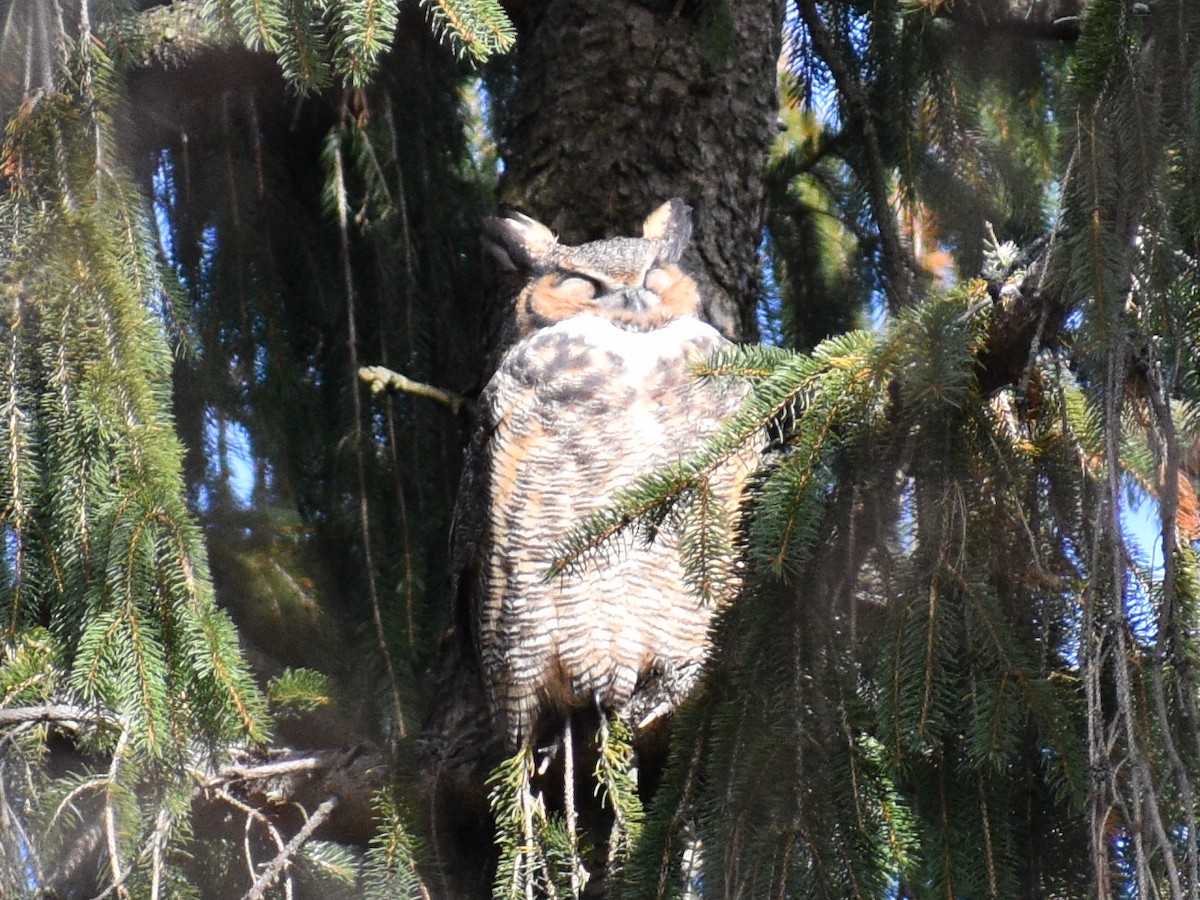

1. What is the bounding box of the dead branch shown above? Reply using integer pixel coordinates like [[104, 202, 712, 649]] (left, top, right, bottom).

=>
[[5, 700, 390, 895], [0, 704, 118, 728], [359, 365, 473, 416], [243, 796, 339, 900]]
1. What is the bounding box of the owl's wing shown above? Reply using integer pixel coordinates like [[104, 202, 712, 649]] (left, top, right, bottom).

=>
[[448, 399, 497, 665], [450, 352, 539, 668]]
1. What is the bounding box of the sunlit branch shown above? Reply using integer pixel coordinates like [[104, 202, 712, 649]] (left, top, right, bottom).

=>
[[359, 364, 472, 416]]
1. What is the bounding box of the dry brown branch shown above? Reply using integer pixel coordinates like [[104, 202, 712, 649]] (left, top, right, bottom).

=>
[[220, 755, 325, 780], [3, 701, 389, 891], [212, 788, 289, 891]]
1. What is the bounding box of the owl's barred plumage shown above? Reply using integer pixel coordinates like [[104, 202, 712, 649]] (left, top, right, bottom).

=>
[[452, 200, 757, 747]]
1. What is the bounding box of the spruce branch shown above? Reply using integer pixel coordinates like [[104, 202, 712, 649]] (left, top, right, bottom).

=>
[[594, 715, 643, 879], [360, 791, 433, 899], [331, 0, 401, 87], [103, 0, 242, 68], [419, 0, 515, 62], [545, 467, 694, 582], [101, 0, 513, 88]]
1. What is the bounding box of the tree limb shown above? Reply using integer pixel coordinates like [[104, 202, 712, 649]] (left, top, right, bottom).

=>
[[220, 755, 326, 781], [0, 703, 118, 728]]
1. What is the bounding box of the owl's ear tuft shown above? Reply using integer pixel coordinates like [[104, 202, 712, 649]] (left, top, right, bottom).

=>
[[483, 212, 559, 272], [642, 198, 693, 264]]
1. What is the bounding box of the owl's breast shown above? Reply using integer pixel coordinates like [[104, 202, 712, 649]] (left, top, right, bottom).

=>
[[464, 201, 760, 743], [480, 313, 747, 598], [500, 315, 729, 409]]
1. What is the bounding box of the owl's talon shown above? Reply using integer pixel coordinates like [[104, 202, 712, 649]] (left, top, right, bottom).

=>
[[636, 704, 670, 731], [535, 738, 560, 776]]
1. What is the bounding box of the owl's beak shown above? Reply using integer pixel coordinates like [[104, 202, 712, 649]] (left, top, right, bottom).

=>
[[606, 287, 661, 315]]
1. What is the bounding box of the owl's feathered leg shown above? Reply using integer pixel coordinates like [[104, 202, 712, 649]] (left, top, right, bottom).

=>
[[534, 736, 559, 776], [630, 658, 704, 730]]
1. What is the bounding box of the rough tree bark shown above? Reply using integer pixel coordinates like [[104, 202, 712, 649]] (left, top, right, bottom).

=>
[[496, 0, 785, 343]]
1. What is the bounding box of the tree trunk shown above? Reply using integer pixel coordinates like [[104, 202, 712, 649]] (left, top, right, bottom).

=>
[[497, 0, 783, 342]]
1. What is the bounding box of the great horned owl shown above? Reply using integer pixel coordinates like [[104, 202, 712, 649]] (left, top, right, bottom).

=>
[[452, 199, 757, 749]]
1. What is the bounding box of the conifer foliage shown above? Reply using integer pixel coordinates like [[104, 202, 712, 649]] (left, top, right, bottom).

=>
[[0, 5, 270, 894], [0, 0, 498, 894], [623, 1, 1200, 895], [3, 0, 1200, 897]]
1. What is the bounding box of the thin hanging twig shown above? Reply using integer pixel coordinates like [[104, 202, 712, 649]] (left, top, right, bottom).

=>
[[382, 95, 420, 659], [562, 718, 580, 897], [794, 0, 916, 311], [333, 113, 407, 739], [1142, 345, 1200, 898]]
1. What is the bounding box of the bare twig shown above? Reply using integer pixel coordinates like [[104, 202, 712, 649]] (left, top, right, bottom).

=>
[[0, 704, 117, 728], [335, 129, 406, 740], [242, 796, 340, 900], [19, 700, 382, 894], [220, 755, 325, 781], [562, 718, 581, 897], [91, 722, 132, 900], [148, 806, 173, 900], [358, 364, 472, 416], [1142, 348, 1200, 896], [212, 788, 289, 895], [0, 774, 42, 888]]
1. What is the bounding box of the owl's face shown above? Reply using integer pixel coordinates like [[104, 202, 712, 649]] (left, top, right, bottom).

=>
[[484, 199, 702, 338]]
